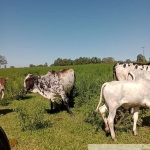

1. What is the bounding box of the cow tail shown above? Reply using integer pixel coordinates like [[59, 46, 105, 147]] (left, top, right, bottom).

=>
[[128, 71, 135, 81], [113, 66, 116, 80], [94, 83, 107, 116]]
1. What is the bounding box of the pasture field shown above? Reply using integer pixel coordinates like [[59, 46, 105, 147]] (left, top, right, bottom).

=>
[[0, 64, 150, 150]]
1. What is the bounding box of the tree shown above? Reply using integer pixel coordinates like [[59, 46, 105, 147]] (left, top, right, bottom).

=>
[[137, 54, 146, 63], [10, 66, 15, 68], [102, 57, 115, 63], [53, 58, 62, 66], [0, 55, 7, 68], [126, 59, 131, 63], [91, 57, 101, 64], [44, 62, 48, 67], [29, 64, 35, 67]]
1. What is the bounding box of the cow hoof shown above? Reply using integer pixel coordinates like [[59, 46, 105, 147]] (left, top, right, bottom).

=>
[[70, 113, 75, 117], [134, 132, 138, 136], [133, 131, 138, 136], [113, 138, 117, 142], [105, 127, 110, 132]]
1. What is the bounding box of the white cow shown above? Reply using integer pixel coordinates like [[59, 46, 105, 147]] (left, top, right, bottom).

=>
[[113, 62, 150, 81], [128, 69, 150, 81], [95, 79, 150, 141], [113, 64, 150, 113], [23, 68, 75, 116]]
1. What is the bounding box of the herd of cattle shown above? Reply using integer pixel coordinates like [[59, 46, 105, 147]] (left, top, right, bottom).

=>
[[95, 62, 150, 141], [0, 62, 150, 141]]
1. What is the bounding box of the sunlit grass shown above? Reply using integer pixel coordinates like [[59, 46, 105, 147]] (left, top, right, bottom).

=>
[[1, 94, 150, 150]]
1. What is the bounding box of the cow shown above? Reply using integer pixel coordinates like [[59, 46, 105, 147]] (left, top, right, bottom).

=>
[[0, 78, 7, 99], [95, 79, 150, 141], [22, 68, 75, 116], [113, 62, 150, 81], [128, 69, 150, 81], [113, 63, 150, 114]]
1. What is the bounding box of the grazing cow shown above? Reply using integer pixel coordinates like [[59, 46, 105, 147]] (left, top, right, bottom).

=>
[[113, 62, 150, 81], [95, 79, 150, 141], [22, 68, 75, 116], [0, 78, 7, 99]]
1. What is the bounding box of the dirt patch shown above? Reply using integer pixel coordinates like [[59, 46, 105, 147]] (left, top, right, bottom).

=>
[[54, 118, 63, 122], [9, 139, 18, 148]]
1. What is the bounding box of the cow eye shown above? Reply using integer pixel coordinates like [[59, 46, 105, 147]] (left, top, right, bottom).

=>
[[25, 79, 29, 82]]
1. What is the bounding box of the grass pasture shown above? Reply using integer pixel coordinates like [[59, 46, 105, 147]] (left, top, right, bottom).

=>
[[0, 64, 150, 150]]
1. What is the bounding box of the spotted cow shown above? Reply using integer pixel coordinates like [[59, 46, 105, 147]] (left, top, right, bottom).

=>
[[22, 68, 75, 116]]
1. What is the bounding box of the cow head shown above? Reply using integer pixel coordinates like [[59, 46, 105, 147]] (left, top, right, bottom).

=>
[[0, 78, 8, 92], [22, 74, 38, 94]]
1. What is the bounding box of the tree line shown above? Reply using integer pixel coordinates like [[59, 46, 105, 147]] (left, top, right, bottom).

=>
[[51, 54, 149, 66], [51, 57, 114, 66], [0, 54, 149, 68]]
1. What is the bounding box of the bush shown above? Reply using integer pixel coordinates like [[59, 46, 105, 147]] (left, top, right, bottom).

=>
[[15, 101, 50, 131]]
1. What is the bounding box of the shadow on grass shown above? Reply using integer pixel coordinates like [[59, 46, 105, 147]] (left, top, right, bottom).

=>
[[45, 100, 74, 115], [16, 95, 34, 101], [45, 109, 61, 114], [0, 109, 13, 115], [45, 106, 68, 114], [142, 116, 150, 126]]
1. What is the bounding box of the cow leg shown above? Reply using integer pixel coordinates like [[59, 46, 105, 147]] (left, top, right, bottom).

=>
[[50, 101, 54, 110], [130, 107, 134, 114], [63, 101, 74, 116], [133, 107, 139, 136], [1, 90, 4, 99], [49, 100, 55, 113], [60, 93, 74, 116], [99, 104, 109, 132], [107, 109, 117, 141]]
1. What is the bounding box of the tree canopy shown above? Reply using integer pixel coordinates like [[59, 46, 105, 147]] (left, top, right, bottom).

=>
[[137, 54, 146, 62], [0, 55, 7, 68], [51, 57, 103, 66]]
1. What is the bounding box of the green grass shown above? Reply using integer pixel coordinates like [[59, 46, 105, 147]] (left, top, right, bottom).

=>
[[1, 94, 150, 150], [0, 64, 150, 150]]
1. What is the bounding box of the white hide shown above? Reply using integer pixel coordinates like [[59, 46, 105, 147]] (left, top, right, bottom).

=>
[[95, 79, 150, 140]]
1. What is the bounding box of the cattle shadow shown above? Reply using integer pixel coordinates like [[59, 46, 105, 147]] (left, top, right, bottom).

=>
[[142, 116, 150, 126], [0, 109, 13, 115], [45, 101, 68, 114], [16, 95, 35, 101], [45, 100, 74, 115]]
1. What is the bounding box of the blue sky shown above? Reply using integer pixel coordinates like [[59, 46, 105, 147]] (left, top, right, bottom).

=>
[[0, 0, 150, 68]]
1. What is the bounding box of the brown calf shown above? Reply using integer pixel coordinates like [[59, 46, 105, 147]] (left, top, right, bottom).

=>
[[0, 78, 7, 99]]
